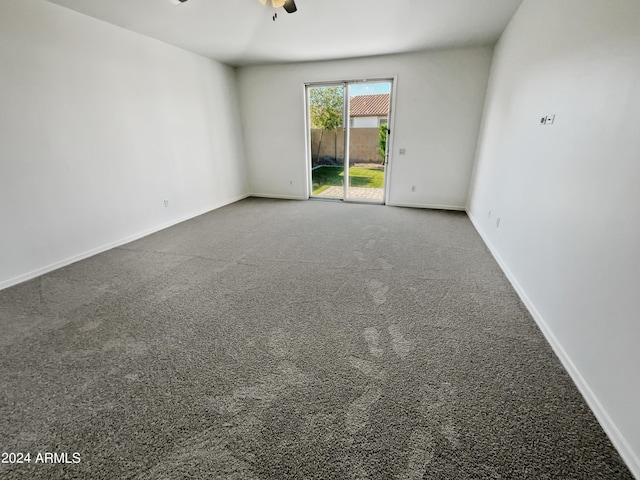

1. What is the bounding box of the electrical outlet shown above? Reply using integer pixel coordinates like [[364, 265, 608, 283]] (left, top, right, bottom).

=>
[[399, 148, 406, 155], [289, 180, 293, 186], [411, 185, 416, 192], [488, 210, 492, 218], [164, 200, 169, 207]]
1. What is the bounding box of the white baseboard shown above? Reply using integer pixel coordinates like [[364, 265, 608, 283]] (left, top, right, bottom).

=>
[[387, 201, 466, 211], [467, 211, 640, 479], [0, 193, 250, 291], [249, 193, 307, 200], [247, 195, 466, 211], [248, 196, 465, 211]]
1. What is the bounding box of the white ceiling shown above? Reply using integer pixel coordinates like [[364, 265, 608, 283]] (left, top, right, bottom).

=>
[[47, 0, 523, 66]]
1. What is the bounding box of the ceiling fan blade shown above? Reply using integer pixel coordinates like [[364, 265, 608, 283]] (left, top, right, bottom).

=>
[[283, 0, 297, 13]]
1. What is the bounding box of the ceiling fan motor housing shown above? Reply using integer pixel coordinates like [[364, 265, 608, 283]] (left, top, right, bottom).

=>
[[259, 0, 297, 13]]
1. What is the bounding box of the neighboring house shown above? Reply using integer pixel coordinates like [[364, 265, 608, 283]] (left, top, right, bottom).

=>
[[349, 94, 389, 128]]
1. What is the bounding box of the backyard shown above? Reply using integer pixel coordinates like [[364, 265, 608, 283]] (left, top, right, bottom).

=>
[[312, 166, 384, 196]]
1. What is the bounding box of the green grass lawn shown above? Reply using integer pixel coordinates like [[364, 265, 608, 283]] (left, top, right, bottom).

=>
[[312, 166, 384, 195]]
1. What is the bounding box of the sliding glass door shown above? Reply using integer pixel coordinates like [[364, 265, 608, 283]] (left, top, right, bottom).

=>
[[307, 80, 392, 204]]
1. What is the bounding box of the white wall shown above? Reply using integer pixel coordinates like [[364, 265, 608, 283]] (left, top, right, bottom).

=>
[[467, 0, 640, 475], [0, 0, 248, 289], [237, 48, 492, 208]]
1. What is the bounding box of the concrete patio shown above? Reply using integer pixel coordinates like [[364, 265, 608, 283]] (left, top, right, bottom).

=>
[[315, 185, 384, 202]]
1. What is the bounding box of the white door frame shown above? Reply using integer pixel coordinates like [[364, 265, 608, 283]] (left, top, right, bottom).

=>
[[304, 76, 397, 204]]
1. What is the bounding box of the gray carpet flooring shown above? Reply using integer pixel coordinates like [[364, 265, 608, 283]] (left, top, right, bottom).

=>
[[0, 197, 633, 479]]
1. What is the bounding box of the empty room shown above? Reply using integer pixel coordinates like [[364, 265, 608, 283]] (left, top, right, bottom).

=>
[[1, 0, 639, 478]]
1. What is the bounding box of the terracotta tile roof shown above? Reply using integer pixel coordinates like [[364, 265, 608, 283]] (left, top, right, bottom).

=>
[[350, 94, 389, 117]]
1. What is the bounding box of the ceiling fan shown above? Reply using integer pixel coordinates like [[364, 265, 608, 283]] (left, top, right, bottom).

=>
[[258, 0, 297, 14], [170, 0, 296, 12]]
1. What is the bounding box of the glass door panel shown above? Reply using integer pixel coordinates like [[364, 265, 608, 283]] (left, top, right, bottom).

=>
[[308, 85, 345, 199], [345, 81, 391, 203]]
